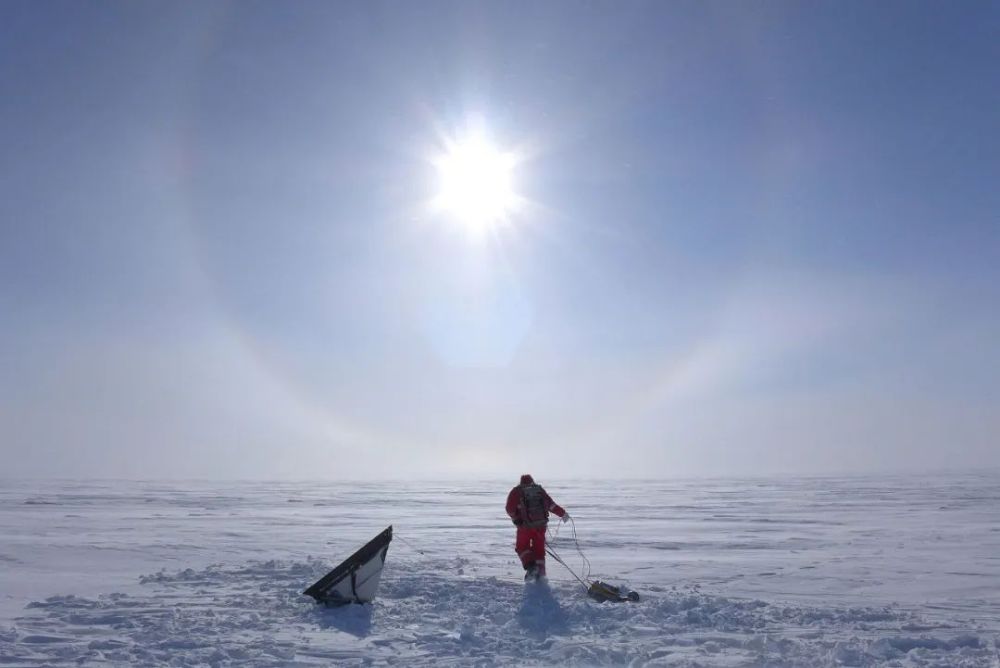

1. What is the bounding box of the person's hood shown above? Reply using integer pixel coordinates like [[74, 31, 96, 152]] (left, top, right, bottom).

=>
[[520, 474, 534, 485]]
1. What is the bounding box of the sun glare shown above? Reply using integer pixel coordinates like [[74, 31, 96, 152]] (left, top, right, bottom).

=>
[[434, 136, 518, 228]]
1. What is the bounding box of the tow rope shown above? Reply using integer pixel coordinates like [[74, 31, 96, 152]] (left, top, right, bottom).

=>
[[546, 517, 639, 603]]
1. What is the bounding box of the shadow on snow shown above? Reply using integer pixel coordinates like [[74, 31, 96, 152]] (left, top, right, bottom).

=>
[[518, 581, 567, 636], [308, 602, 374, 638]]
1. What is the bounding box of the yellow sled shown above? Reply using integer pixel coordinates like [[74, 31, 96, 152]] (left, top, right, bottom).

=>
[[587, 580, 640, 603]]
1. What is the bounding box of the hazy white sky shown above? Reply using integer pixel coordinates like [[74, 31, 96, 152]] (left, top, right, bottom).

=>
[[2, 1, 998, 478]]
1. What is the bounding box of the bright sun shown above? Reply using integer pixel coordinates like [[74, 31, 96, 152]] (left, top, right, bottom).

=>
[[434, 136, 517, 228]]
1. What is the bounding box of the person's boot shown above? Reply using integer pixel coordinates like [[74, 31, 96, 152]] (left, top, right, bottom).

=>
[[524, 561, 538, 582]]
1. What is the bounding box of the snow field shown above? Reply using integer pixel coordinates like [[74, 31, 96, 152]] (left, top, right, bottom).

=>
[[2, 556, 996, 666], [1, 476, 998, 666]]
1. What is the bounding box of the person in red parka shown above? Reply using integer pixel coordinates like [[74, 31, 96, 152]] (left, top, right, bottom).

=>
[[506, 474, 569, 580]]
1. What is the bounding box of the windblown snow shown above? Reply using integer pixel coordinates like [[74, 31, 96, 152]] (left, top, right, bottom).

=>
[[1, 475, 998, 666]]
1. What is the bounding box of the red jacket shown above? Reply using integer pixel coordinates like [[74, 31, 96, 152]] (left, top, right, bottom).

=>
[[506, 474, 565, 528]]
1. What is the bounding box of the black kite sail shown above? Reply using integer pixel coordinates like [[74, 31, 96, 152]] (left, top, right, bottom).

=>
[[303, 526, 393, 605]]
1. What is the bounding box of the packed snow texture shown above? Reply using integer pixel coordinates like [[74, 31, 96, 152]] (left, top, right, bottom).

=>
[[1, 475, 998, 666]]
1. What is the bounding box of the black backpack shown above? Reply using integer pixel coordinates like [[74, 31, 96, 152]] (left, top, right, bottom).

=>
[[520, 483, 547, 525]]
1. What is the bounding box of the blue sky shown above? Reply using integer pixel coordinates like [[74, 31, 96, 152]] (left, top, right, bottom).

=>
[[1, 1, 997, 478]]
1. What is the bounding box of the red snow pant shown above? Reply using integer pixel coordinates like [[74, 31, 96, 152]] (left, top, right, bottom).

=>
[[515, 526, 547, 575]]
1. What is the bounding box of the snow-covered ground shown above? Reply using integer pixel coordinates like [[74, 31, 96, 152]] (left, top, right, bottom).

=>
[[1, 474, 998, 666]]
